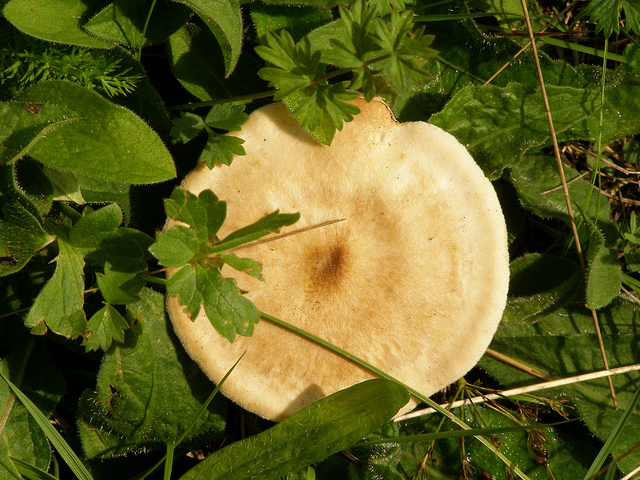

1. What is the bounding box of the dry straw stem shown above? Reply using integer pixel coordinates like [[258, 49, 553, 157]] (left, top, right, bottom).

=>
[[394, 363, 640, 422], [518, 0, 618, 408]]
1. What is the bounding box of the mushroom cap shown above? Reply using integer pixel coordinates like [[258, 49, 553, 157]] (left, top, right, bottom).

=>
[[167, 98, 509, 421]]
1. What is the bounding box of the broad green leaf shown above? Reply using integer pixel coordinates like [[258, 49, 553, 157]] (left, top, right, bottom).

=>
[[75, 174, 132, 222], [12, 158, 54, 217], [3, 0, 113, 48], [250, 3, 333, 43], [83, 0, 191, 47], [82, 304, 130, 352], [167, 23, 263, 102], [77, 288, 226, 459], [0, 340, 66, 479], [24, 239, 86, 337], [200, 133, 246, 167], [0, 101, 77, 166], [429, 83, 605, 178], [179, 379, 409, 480], [17, 81, 176, 185], [0, 198, 53, 277], [212, 210, 300, 253], [481, 299, 640, 474], [173, 0, 243, 76], [167, 263, 259, 342], [504, 254, 582, 325], [393, 404, 596, 480]]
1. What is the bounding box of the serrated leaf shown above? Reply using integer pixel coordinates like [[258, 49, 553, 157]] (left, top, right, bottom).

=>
[[24, 240, 86, 337], [204, 103, 249, 131], [212, 210, 301, 253], [171, 111, 206, 143], [82, 304, 130, 352], [167, 263, 259, 342], [76, 288, 226, 458], [95, 262, 144, 305], [83, 0, 191, 47], [200, 133, 246, 167], [220, 253, 263, 280], [17, 80, 176, 185], [3, 0, 114, 48], [173, 0, 243, 76], [179, 379, 409, 480], [163, 188, 227, 245], [585, 0, 640, 37], [149, 225, 200, 268]]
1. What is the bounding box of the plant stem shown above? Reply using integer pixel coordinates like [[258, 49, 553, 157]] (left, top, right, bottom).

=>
[[518, 0, 618, 410]]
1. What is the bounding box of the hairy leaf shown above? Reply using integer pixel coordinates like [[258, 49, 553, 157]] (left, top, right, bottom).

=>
[[77, 288, 226, 458], [17, 81, 176, 184], [179, 379, 409, 480]]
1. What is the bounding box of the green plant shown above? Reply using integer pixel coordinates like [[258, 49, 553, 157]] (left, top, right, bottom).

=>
[[1, 0, 640, 479]]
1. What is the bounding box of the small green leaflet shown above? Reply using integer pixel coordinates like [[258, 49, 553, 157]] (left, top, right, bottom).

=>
[[584, 0, 640, 37], [149, 188, 299, 342], [254, 0, 436, 144], [256, 30, 360, 144], [170, 104, 248, 167]]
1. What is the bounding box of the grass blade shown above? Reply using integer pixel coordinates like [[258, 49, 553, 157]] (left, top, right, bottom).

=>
[[0, 371, 94, 480], [583, 388, 640, 480]]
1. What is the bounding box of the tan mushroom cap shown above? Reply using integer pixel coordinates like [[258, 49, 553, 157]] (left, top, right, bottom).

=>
[[167, 98, 509, 421]]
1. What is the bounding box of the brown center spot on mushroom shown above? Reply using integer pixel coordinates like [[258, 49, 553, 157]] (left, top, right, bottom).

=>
[[308, 238, 351, 291]]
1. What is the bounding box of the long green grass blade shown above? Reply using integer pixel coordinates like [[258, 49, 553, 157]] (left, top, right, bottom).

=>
[[583, 388, 640, 480], [11, 457, 59, 480], [0, 371, 94, 480]]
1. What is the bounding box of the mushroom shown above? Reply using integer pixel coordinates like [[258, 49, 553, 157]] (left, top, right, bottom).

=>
[[167, 98, 509, 420]]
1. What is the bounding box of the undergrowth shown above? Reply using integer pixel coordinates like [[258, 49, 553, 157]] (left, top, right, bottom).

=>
[[1, 0, 640, 479]]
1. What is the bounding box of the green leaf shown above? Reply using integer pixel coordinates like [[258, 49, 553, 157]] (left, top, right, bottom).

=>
[[481, 298, 640, 473], [220, 253, 263, 281], [173, 0, 243, 76], [204, 103, 248, 131], [17, 80, 176, 185], [167, 263, 259, 342], [256, 30, 361, 144], [212, 210, 301, 253], [178, 379, 409, 480], [83, 0, 192, 47], [251, 3, 333, 43], [0, 340, 66, 479], [3, 0, 114, 48], [0, 101, 77, 166], [149, 225, 200, 268], [584, 218, 623, 309], [82, 304, 130, 352], [163, 188, 227, 246], [200, 133, 246, 167], [167, 23, 263, 102], [24, 239, 86, 337], [504, 253, 583, 325], [0, 195, 54, 278], [584, 0, 640, 37], [171, 111, 206, 143], [77, 288, 226, 459], [95, 262, 144, 305]]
